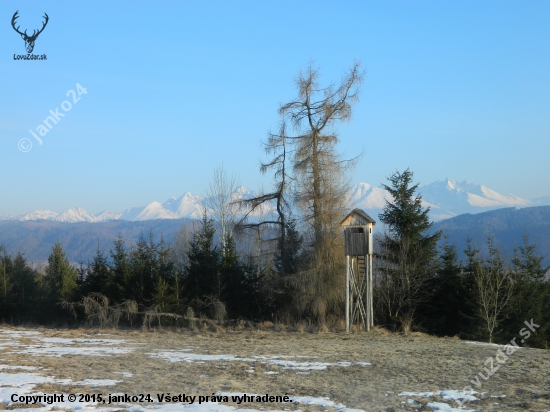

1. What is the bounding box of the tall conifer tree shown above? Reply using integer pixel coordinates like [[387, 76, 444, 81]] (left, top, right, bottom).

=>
[[45, 243, 78, 302], [377, 169, 441, 329]]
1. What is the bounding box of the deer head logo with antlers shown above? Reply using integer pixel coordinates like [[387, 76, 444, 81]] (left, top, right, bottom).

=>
[[11, 11, 49, 54]]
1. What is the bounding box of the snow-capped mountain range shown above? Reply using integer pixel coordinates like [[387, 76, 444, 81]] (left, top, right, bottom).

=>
[[349, 179, 539, 221], [0, 187, 271, 224], [1, 179, 547, 224]]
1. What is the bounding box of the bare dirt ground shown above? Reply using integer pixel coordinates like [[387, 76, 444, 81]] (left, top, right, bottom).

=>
[[0, 325, 548, 411]]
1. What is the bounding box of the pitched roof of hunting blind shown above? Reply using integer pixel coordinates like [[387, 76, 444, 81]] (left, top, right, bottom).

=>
[[340, 208, 376, 227]]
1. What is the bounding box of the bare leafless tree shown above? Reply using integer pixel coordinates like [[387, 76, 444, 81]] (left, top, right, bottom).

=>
[[236, 121, 293, 267], [236, 62, 363, 323], [204, 164, 240, 253], [473, 238, 515, 342], [279, 62, 362, 322], [280, 61, 363, 248]]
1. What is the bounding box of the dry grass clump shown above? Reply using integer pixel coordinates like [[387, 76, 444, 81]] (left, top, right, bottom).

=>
[[61, 293, 139, 329], [259, 321, 274, 329], [370, 325, 391, 336]]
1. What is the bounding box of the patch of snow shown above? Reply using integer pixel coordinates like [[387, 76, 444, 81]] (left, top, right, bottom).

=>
[[439, 390, 478, 401], [114, 371, 134, 378], [289, 395, 346, 409], [268, 360, 349, 370], [0, 365, 39, 371], [0, 384, 37, 403], [151, 351, 354, 371], [149, 351, 241, 363], [39, 338, 75, 344], [252, 355, 300, 359], [75, 338, 129, 345], [0, 372, 52, 387], [464, 341, 524, 349], [15, 345, 135, 357], [398, 391, 432, 397], [39, 337, 129, 345], [72, 379, 121, 386], [427, 401, 476, 411], [398, 390, 477, 402], [0, 331, 41, 337]]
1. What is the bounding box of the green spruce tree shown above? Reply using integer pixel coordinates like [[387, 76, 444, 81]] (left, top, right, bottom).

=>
[[83, 247, 111, 297], [44, 243, 79, 305], [377, 169, 441, 330], [110, 237, 131, 301], [183, 213, 221, 313]]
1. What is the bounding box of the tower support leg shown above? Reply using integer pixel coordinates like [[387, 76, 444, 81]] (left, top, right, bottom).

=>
[[345, 255, 350, 332]]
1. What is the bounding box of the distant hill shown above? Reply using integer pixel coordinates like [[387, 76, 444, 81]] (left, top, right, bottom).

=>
[[2, 205, 549, 269], [431, 206, 550, 265], [0, 219, 195, 266]]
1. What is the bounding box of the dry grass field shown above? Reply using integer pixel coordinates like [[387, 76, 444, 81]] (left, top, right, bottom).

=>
[[0, 325, 548, 411]]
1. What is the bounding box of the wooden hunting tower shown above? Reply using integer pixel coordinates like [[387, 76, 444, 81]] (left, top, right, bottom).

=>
[[341, 208, 375, 332]]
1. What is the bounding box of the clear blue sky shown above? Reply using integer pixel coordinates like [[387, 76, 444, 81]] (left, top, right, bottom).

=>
[[1, 0, 549, 215]]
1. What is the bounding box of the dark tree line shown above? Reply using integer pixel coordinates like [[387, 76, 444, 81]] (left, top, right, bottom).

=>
[[0, 213, 299, 326]]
